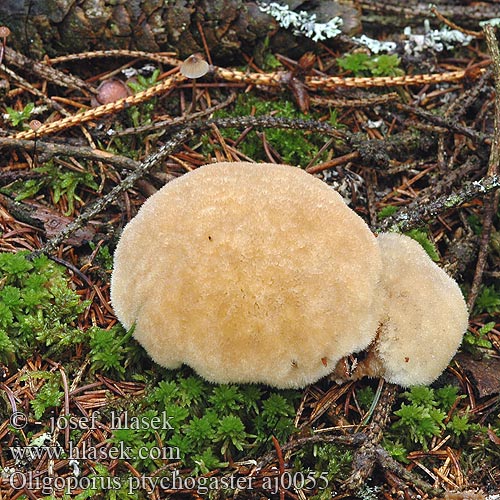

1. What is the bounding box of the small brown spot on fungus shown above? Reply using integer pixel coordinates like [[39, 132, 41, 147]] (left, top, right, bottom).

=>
[[111, 162, 382, 388], [180, 53, 210, 79]]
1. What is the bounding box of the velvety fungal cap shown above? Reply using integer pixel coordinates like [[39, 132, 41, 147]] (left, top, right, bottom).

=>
[[111, 162, 382, 388], [368, 233, 469, 386]]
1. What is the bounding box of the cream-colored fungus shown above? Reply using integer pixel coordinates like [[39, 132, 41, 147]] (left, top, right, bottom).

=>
[[111, 162, 382, 388], [349, 233, 469, 386]]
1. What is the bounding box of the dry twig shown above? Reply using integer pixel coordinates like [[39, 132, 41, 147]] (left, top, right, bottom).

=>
[[467, 25, 500, 311]]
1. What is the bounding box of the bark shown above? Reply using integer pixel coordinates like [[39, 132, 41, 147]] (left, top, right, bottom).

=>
[[0, 0, 335, 62], [0, 0, 270, 61], [0, 0, 493, 63], [360, 0, 500, 30]]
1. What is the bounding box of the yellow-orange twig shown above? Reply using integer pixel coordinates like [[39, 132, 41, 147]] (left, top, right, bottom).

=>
[[10, 62, 487, 140], [13, 72, 186, 140]]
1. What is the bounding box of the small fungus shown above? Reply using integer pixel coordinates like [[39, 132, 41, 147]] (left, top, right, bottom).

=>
[[111, 162, 382, 388], [180, 54, 210, 79], [0, 26, 10, 67], [0, 26, 11, 39], [29, 119, 42, 132], [347, 233, 469, 387], [92, 79, 130, 106]]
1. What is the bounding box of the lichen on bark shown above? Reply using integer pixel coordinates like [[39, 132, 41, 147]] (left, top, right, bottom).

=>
[[0, 0, 360, 61]]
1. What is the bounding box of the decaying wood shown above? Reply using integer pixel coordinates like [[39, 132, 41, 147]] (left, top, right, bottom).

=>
[[381, 175, 500, 233], [360, 0, 500, 30], [1, 7, 499, 497], [0, 0, 496, 62], [0, 137, 140, 170]]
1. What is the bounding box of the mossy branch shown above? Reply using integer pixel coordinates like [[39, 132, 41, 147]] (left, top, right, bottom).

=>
[[31, 114, 499, 255], [466, 24, 500, 310], [32, 128, 195, 256], [380, 175, 500, 232], [0, 137, 140, 171]]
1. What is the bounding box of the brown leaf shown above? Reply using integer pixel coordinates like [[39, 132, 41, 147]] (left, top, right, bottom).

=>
[[31, 206, 95, 246], [289, 76, 310, 113], [487, 427, 500, 445], [455, 352, 500, 397]]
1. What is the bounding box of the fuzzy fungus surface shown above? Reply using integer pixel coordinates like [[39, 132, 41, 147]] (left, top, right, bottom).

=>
[[111, 162, 382, 388], [365, 233, 469, 386]]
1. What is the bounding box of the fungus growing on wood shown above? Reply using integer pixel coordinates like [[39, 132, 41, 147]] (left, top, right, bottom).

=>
[[345, 233, 469, 387], [111, 162, 382, 388]]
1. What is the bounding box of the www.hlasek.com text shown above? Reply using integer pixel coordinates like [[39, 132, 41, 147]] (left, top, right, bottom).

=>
[[10, 441, 180, 462]]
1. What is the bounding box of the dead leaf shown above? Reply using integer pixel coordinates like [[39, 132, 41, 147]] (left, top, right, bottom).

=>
[[487, 427, 500, 445], [31, 205, 95, 246], [455, 352, 500, 397]]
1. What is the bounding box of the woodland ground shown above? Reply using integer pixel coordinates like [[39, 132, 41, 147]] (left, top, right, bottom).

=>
[[0, 4, 499, 500]]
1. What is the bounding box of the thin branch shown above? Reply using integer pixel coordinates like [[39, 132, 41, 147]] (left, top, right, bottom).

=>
[[396, 102, 490, 145], [0, 137, 140, 170], [375, 447, 444, 496], [380, 175, 500, 232], [4, 46, 94, 92], [106, 93, 237, 138], [467, 24, 500, 311], [0, 64, 72, 116], [256, 433, 365, 470], [32, 127, 195, 256], [208, 115, 348, 140], [343, 383, 397, 491], [484, 25, 500, 179]]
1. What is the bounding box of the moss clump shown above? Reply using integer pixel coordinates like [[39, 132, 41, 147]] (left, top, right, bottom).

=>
[[0, 251, 88, 363], [209, 94, 336, 166]]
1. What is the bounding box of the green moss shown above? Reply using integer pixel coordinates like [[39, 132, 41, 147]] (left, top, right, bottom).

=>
[[0, 251, 88, 363], [4, 102, 35, 129], [8, 160, 98, 216], [405, 228, 440, 261], [28, 372, 64, 420], [210, 94, 333, 166], [377, 205, 399, 219], [474, 284, 500, 315], [293, 443, 353, 499], [385, 385, 483, 460], [337, 53, 404, 77]]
